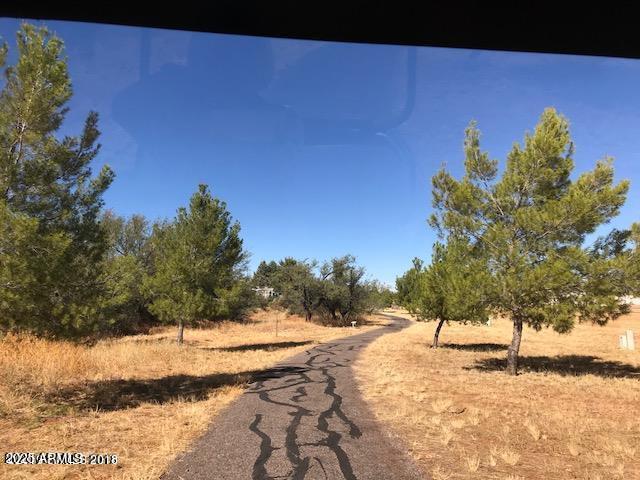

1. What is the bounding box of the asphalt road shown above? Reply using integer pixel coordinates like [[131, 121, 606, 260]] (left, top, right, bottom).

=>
[[162, 314, 425, 480]]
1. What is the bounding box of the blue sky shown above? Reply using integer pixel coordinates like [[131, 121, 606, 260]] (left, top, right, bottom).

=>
[[1, 18, 639, 286]]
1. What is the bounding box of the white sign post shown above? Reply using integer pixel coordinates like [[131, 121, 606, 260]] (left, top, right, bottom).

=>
[[619, 331, 636, 350], [620, 334, 628, 349]]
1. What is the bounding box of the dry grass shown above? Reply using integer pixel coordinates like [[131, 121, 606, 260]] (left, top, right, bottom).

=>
[[355, 310, 640, 479], [0, 309, 386, 480], [465, 452, 480, 472]]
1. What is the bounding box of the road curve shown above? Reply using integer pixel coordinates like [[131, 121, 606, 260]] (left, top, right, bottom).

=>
[[162, 314, 425, 480]]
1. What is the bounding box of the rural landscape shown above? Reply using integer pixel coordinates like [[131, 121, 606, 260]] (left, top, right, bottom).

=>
[[1, 20, 640, 480]]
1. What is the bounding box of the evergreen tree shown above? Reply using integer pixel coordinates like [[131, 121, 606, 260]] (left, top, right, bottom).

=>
[[143, 184, 248, 344], [395, 257, 425, 314], [430, 108, 630, 374], [413, 240, 490, 348], [632, 223, 640, 295], [588, 224, 640, 304], [0, 201, 69, 332], [252, 260, 280, 288], [99, 211, 157, 334], [0, 24, 114, 336]]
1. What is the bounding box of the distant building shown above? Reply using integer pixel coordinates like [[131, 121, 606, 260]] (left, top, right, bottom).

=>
[[253, 286, 278, 299]]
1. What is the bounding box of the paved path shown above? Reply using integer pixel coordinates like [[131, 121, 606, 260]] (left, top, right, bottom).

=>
[[162, 314, 425, 480]]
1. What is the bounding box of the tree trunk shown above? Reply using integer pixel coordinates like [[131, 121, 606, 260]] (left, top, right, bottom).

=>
[[177, 319, 184, 345], [506, 317, 523, 375], [431, 318, 446, 348]]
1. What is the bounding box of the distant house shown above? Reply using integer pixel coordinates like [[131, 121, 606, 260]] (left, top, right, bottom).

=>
[[253, 286, 278, 299]]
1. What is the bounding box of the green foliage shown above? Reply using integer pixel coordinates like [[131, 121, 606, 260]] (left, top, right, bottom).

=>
[[430, 108, 631, 373], [365, 281, 395, 312], [217, 279, 257, 319], [98, 211, 157, 334], [251, 260, 281, 308], [419, 241, 490, 322], [395, 257, 424, 314], [396, 241, 490, 346], [274, 258, 321, 321], [632, 223, 640, 295], [103, 211, 154, 262], [589, 224, 640, 305], [317, 255, 371, 325], [252, 260, 280, 288], [0, 23, 114, 337], [143, 185, 250, 341], [0, 200, 69, 333], [266, 255, 384, 324]]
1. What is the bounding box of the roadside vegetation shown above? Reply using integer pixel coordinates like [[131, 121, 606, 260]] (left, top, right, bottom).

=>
[[397, 109, 639, 373], [370, 109, 640, 479], [251, 257, 394, 325], [396, 239, 491, 348], [0, 23, 391, 344]]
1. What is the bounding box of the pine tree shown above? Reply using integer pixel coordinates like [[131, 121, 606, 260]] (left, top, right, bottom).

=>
[[0, 201, 70, 332], [143, 184, 248, 344], [99, 211, 157, 334], [430, 108, 630, 374], [252, 260, 280, 288], [396, 257, 425, 314], [0, 23, 114, 336], [632, 223, 640, 294], [413, 240, 490, 348]]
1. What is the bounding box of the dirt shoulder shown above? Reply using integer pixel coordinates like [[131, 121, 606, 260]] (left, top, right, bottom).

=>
[[354, 310, 640, 480]]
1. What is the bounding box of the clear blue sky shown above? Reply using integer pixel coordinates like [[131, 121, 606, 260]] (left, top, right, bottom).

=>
[[2, 18, 639, 286]]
